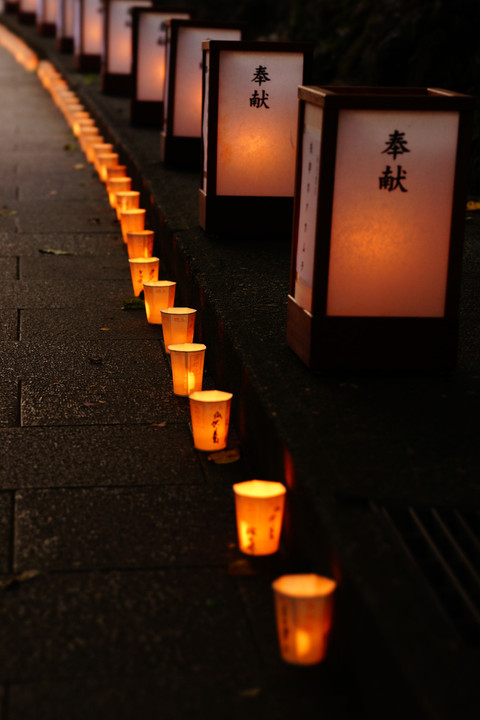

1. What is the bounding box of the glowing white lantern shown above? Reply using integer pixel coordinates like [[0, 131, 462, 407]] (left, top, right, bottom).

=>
[[161, 19, 243, 167], [101, 0, 152, 96], [73, 0, 103, 71], [287, 86, 474, 369], [199, 40, 311, 234], [130, 7, 191, 126], [189, 390, 232, 451]]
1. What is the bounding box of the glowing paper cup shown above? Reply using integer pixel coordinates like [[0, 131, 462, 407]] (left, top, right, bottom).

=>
[[189, 390, 232, 451], [97, 152, 119, 182], [233, 480, 286, 556], [115, 190, 140, 220], [169, 343, 206, 396], [143, 280, 175, 323], [160, 307, 196, 353], [128, 257, 159, 296], [120, 208, 146, 243], [272, 574, 337, 665], [108, 177, 132, 208], [126, 229, 154, 259]]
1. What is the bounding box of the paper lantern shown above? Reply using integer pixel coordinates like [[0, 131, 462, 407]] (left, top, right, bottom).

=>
[[189, 390, 232, 451], [108, 176, 131, 208], [106, 164, 127, 184], [199, 40, 311, 234], [36, 0, 57, 35], [89, 142, 113, 167], [101, 0, 152, 96], [161, 19, 243, 167], [80, 129, 104, 155], [115, 189, 140, 219], [73, 0, 103, 71], [120, 208, 146, 243], [97, 152, 119, 182], [272, 574, 337, 665], [286, 86, 474, 369], [130, 7, 191, 126], [56, 0, 74, 51], [169, 342, 206, 396], [160, 307, 195, 353], [128, 256, 159, 296], [143, 279, 175, 323], [71, 113, 94, 136], [126, 229, 154, 259], [233, 480, 286, 556]]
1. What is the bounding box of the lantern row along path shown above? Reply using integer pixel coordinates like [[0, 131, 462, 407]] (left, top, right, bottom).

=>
[[0, 31, 363, 720], [2, 14, 480, 720]]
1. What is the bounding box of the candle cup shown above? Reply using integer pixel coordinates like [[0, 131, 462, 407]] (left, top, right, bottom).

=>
[[81, 131, 104, 156], [106, 165, 128, 186], [120, 208, 146, 244], [72, 115, 94, 137], [97, 152, 119, 183], [189, 390, 232, 451], [272, 574, 337, 665], [169, 343, 206, 396], [126, 230, 154, 260], [115, 190, 140, 220], [143, 280, 176, 323], [160, 307, 196, 353], [108, 177, 132, 208], [128, 257, 159, 297], [233, 480, 287, 556], [90, 143, 113, 168]]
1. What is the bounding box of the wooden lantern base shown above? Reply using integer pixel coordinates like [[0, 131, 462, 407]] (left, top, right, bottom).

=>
[[199, 189, 294, 236], [101, 72, 132, 97], [57, 37, 74, 53], [36, 21, 56, 36], [17, 10, 35, 24], [287, 295, 459, 370], [160, 132, 201, 169], [130, 100, 163, 127], [74, 53, 101, 73]]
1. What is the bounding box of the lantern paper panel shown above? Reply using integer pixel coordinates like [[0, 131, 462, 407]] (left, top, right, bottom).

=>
[[73, 0, 103, 71], [287, 86, 474, 369], [233, 480, 286, 556], [161, 20, 243, 167], [169, 343, 206, 396], [130, 8, 191, 126], [272, 574, 337, 665], [199, 41, 311, 234], [101, 0, 152, 96], [189, 390, 232, 452]]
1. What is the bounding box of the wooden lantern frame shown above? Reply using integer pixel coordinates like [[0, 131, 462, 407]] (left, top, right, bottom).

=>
[[130, 7, 192, 126], [101, 0, 151, 96], [160, 19, 244, 168], [287, 86, 474, 370], [198, 40, 312, 235], [18, 0, 37, 25], [73, 0, 103, 71]]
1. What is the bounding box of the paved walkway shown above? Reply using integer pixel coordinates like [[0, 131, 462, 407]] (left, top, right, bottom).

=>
[[0, 42, 362, 720]]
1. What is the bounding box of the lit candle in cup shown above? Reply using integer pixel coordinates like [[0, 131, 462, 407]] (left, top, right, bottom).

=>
[[160, 307, 196, 353], [189, 390, 232, 451], [233, 480, 286, 556], [272, 574, 337, 665], [115, 190, 140, 220], [128, 257, 159, 296], [126, 229, 154, 259], [169, 343, 206, 396], [143, 280, 176, 323], [108, 177, 132, 209], [120, 208, 146, 244]]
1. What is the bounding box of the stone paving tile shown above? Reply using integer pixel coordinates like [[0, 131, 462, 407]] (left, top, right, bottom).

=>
[[14, 484, 236, 571], [18, 338, 186, 426], [0, 569, 251, 681], [17, 167, 109, 202], [0, 231, 122, 257], [15, 200, 115, 233], [0, 492, 12, 573], [0, 425, 204, 489], [0, 380, 19, 428], [20, 254, 128, 281], [0, 257, 18, 284], [0, 309, 18, 342], [0, 278, 129, 309], [20, 306, 161, 341]]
